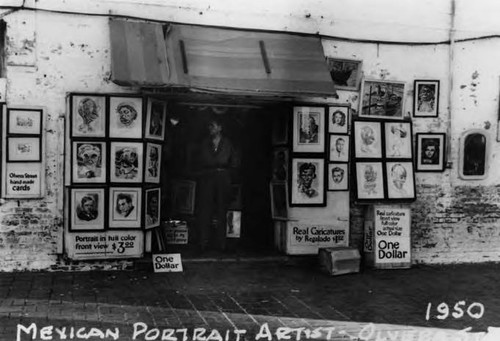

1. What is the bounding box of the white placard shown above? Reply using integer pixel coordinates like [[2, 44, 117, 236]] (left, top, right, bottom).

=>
[[66, 231, 143, 260], [153, 254, 183, 272], [374, 207, 411, 264], [286, 222, 348, 255], [4, 163, 43, 198]]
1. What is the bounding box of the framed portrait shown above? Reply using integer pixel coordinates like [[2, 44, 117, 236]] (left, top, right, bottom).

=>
[[329, 134, 350, 162], [145, 98, 167, 141], [171, 180, 196, 215], [355, 162, 385, 200], [384, 121, 413, 159], [328, 163, 349, 191], [270, 182, 288, 220], [7, 108, 42, 135], [292, 106, 326, 153], [360, 79, 406, 119], [459, 130, 490, 180], [414, 80, 439, 118], [109, 187, 142, 228], [228, 184, 242, 210], [272, 148, 289, 182], [70, 188, 105, 231], [416, 133, 446, 172], [110, 142, 143, 183], [144, 143, 162, 183], [386, 161, 416, 200], [72, 141, 106, 183], [328, 106, 350, 134], [70, 95, 106, 137], [272, 111, 289, 145], [353, 121, 382, 158], [145, 188, 161, 229], [289, 157, 326, 207], [7, 137, 41, 162], [226, 211, 241, 238], [109, 96, 143, 139], [326, 58, 362, 91]]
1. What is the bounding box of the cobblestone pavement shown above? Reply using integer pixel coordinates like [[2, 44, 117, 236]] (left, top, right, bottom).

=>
[[0, 258, 499, 340]]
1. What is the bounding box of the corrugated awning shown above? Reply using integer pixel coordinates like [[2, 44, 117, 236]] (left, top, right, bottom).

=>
[[109, 19, 336, 97]]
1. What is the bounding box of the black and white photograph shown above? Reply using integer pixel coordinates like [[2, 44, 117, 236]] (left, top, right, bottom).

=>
[[328, 105, 349, 134], [145, 98, 167, 140], [292, 106, 325, 153], [109, 187, 142, 228], [328, 163, 349, 191], [70, 188, 105, 231], [144, 143, 161, 183], [290, 158, 325, 206], [110, 142, 143, 183], [109, 96, 143, 138], [72, 141, 106, 183], [414, 80, 439, 117], [71, 95, 106, 137], [329, 134, 350, 162], [145, 188, 161, 229], [416, 133, 446, 172], [7, 108, 42, 135]]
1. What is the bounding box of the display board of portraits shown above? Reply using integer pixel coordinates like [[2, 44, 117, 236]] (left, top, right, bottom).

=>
[[352, 118, 416, 203]]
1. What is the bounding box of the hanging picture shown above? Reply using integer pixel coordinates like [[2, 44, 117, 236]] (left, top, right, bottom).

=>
[[384, 121, 412, 159], [7, 137, 41, 162], [353, 121, 382, 158], [386, 161, 416, 200], [110, 142, 143, 183], [326, 58, 362, 91], [8, 108, 42, 135], [270, 182, 288, 220], [355, 162, 385, 200], [328, 163, 349, 191], [226, 211, 241, 238], [329, 134, 350, 162], [70, 188, 105, 231], [145, 188, 161, 229], [109, 96, 143, 139], [71, 95, 106, 137], [292, 106, 326, 153], [171, 180, 196, 215], [360, 79, 405, 119], [416, 133, 446, 172], [108, 187, 142, 228], [328, 106, 350, 134], [72, 141, 106, 183], [145, 143, 162, 183], [272, 148, 288, 182], [290, 157, 325, 206], [414, 80, 439, 118], [145, 98, 167, 141]]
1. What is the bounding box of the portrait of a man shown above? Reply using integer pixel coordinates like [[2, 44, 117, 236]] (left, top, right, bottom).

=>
[[71, 189, 105, 231], [109, 97, 143, 138], [330, 135, 349, 162], [75, 143, 103, 181], [387, 162, 414, 199], [299, 113, 319, 144], [291, 158, 325, 205], [116, 193, 135, 218], [328, 164, 348, 191], [72, 95, 105, 137], [145, 189, 160, 228], [76, 195, 98, 222], [110, 142, 143, 183]]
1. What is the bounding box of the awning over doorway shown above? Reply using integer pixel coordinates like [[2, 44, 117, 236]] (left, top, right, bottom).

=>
[[109, 19, 336, 97]]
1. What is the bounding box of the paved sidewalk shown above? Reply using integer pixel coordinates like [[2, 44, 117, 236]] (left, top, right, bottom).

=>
[[0, 258, 499, 340]]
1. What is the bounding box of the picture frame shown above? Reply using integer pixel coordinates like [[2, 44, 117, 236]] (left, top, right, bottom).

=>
[[329, 134, 350, 162], [289, 157, 326, 207], [328, 105, 350, 134], [386, 161, 416, 200], [70, 187, 105, 231], [360, 79, 406, 119], [145, 187, 161, 229], [228, 184, 242, 210], [7, 137, 41, 162], [416, 133, 446, 172], [144, 143, 162, 183], [353, 120, 382, 158], [413, 80, 439, 118], [272, 148, 289, 182], [108, 187, 142, 229], [70, 95, 106, 137], [272, 111, 289, 145], [7, 108, 42, 135], [326, 58, 362, 91], [72, 141, 106, 183], [355, 162, 385, 200], [270, 182, 288, 220], [171, 180, 196, 215], [145, 98, 167, 141], [226, 211, 242, 238], [292, 106, 326, 153], [109, 96, 143, 139], [328, 163, 349, 191], [110, 142, 143, 183], [384, 121, 413, 159]]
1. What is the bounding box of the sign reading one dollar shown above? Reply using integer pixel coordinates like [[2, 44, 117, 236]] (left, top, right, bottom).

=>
[[374, 207, 411, 266]]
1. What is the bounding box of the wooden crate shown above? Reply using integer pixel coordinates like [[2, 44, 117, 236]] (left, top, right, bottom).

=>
[[319, 247, 361, 276]]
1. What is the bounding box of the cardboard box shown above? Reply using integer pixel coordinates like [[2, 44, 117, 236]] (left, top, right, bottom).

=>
[[318, 247, 361, 276]]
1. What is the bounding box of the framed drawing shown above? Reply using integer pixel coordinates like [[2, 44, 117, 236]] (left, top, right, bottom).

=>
[[416, 133, 446, 172], [386, 161, 416, 200], [109, 187, 142, 228], [272, 148, 288, 182], [109, 96, 143, 139], [145, 143, 162, 183], [226, 211, 242, 238], [328, 106, 349, 134], [72, 141, 106, 183], [7, 108, 42, 135], [355, 162, 385, 200], [110, 142, 143, 183], [326, 58, 362, 91], [70, 188, 105, 231], [292, 106, 326, 153], [145, 98, 167, 141], [272, 111, 289, 145], [360, 79, 405, 119], [270, 182, 288, 220], [70, 95, 106, 137], [414, 80, 439, 117], [289, 157, 326, 207], [171, 180, 196, 215], [329, 134, 350, 162], [145, 188, 161, 229], [7, 137, 41, 162], [328, 163, 349, 191], [353, 121, 382, 158], [384, 121, 412, 159]]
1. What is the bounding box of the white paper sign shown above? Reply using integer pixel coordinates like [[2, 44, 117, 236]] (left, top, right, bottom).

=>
[[66, 231, 143, 260], [153, 254, 183, 272], [5, 163, 43, 198], [374, 207, 411, 264]]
